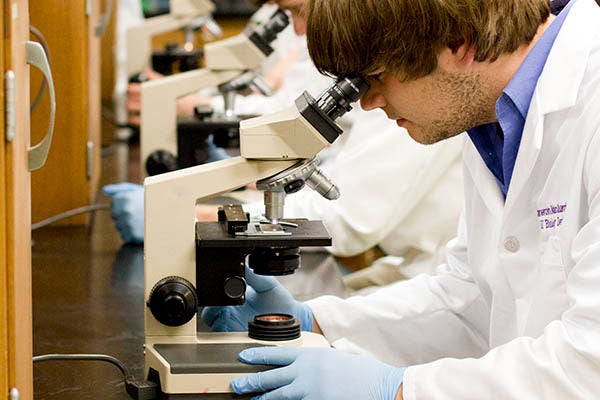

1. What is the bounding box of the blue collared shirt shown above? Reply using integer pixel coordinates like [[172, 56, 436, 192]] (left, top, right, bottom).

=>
[[466, 1, 573, 198]]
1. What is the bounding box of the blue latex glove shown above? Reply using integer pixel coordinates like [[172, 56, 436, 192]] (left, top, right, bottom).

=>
[[201, 266, 313, 332], [103, 182, 144, 244], [231, 347, 406, 400]]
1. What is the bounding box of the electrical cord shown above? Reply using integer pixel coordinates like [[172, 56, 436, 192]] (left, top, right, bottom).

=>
[[31, 204, 110, 231], [33, 353, 159, 400]]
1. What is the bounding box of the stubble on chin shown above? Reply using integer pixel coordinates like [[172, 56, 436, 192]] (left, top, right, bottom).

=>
[[424, 69, 494, 143]]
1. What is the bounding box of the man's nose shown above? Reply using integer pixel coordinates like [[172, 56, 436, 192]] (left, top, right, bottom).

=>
[[360, 87, 386, 111]]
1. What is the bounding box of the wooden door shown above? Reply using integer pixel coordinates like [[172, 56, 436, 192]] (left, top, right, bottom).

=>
[[1, 0, 7, 394], [29, 0, 101, 226], [2, 0, 34, 398]]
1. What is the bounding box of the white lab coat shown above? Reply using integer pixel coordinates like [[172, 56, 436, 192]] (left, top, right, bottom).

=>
[[308, 0, 600, 398]]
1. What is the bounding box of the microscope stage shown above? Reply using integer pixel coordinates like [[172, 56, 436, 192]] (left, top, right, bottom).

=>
[[196, 219, 332, 248]]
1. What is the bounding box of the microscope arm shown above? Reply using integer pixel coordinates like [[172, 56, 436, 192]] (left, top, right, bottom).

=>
[[204, 34, 269, 71], [144, 157, 296, 339], [125, 0, 215, 78], [170, 0, 215, 17], [140, 68, 242, 171]]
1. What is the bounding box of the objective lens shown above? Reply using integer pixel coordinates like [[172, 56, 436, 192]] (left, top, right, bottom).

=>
[[306, 167, 340, 200], [316, 76, 370, 120]]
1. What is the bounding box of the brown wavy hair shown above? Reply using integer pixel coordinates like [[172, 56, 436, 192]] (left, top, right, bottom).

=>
[[307, 0, 551, 81]]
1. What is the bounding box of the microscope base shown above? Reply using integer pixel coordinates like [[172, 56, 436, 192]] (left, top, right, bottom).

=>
[[145, 331, 329, 397]]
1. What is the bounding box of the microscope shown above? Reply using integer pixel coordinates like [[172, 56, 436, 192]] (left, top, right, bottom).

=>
[[125, 0, 220, 81], [140, 8, 291, 177], [143, 75, 369, 398], [115, 0, 220, 133]]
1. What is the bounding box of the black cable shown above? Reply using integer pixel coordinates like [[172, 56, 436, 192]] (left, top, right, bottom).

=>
[[33, 353, 159, 400], [33, 353, 130, 376], [29, 26, 51, 113]]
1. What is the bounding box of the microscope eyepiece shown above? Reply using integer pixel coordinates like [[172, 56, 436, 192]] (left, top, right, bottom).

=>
[[316, 76, 370, 121], [256, 9, 290, 44], [246, 9, 290, 57], [295, 75, 370, 144]]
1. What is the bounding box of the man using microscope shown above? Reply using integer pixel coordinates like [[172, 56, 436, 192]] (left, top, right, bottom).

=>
[[106, 0, 465, 292], [203, 0, 600, 398]]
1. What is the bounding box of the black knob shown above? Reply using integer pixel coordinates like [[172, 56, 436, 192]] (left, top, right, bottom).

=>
[[284, 179, 305, 194], [128, 71, 149, 84], [223, 276, 246, 300], [165, 42, 178, 52], [145, 150, 178, 176], [148, 276, 198, 326]]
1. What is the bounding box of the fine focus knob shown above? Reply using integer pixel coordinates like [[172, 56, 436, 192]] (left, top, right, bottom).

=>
[[223, 276, 246, 300], [148, 276, 198, 327], [145, 150, 177, 176]]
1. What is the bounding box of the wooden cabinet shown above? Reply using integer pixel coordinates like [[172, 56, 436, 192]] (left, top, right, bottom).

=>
[[29, 0, 102, 226], [2, 0, 35, 398]]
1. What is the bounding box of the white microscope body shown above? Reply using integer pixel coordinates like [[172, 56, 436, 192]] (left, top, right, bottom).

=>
[[140, 8, 290, 177], [116, 0, 218, 132], [143, 77, 369, 397], [125, 0, 217, 80]]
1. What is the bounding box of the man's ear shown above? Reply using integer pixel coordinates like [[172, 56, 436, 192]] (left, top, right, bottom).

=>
[[438, 43, 475, 72]]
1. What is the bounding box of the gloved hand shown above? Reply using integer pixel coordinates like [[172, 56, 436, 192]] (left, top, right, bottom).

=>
[[231, 347, 406, 400], [201, 266, 313, 332], [103, 183, 144, 244], [206, 134, 231, 162]]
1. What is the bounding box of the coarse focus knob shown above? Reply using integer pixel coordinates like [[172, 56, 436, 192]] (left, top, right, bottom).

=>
[[145, 150, 177, 176], [223, 276, 246, 300], [148, 276, 198, 326]]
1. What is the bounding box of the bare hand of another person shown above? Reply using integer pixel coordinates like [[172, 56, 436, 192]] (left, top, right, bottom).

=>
[[177, 94, 212, 116], [195, 204, 220, 221], [126, 68, 164, 126]]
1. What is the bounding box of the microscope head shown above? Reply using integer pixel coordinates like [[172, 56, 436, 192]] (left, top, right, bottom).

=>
[[213, 8, 289, 117], [240, 75, 370, 159], [204, 9, 290, 71], [125, 0, 217, 79], [243, 9, 290, 58]]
